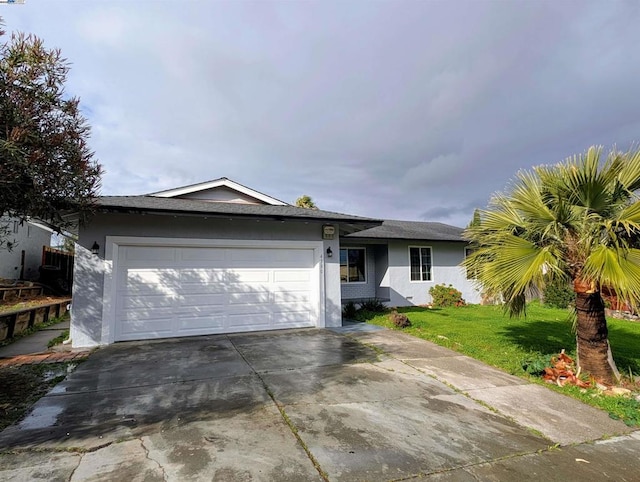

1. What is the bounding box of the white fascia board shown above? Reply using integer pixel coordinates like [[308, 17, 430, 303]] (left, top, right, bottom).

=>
[[151, 178, 288, 206]]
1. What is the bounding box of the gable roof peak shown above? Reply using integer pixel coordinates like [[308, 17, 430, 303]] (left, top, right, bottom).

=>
[[148, 177, 288, 206]]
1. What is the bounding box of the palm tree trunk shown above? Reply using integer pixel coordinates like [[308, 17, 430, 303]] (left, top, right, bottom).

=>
[[574, 290, 620, 385]]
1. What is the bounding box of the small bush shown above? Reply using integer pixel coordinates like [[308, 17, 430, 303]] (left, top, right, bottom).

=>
[[429, 284, 465, 307], [389, 310, 411, 328], [359, 298, 386, 312], [342, 301, 358, 319], [543, 279, 574, 309]]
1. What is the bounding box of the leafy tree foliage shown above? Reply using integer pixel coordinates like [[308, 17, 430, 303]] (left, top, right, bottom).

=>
[[543, 278, 574, 309], [464, 146, 640, 385], [0, 24, 102, 248], [467, 208, 481, 229], [295, 194, 317, 209]]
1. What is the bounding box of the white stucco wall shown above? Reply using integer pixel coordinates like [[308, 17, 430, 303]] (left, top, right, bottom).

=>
[[0, 219, 51, 280], [71, 212, 342, 348], [381, 240, 481, 307]]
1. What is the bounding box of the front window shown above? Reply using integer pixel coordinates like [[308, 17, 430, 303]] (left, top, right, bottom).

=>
[[410, 246, 432, 281], [340, 248, 366, 283]]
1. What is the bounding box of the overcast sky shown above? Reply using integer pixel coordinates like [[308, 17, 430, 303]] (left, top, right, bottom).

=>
[[3, 1, 640, 226]]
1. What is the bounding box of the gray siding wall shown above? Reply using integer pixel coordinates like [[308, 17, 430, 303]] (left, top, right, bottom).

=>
[[71, 212, 341, 347], [0, 219, 51, 280], [340, 244, 376, 301], [382, 240, 481, 306], [373, 245, 390, 300]]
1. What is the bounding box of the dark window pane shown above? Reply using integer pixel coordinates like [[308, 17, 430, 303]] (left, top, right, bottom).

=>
[[341, 248, 366, 283], [410, 247, 421, 281], [423, 247, 432, 280], [340, 249, 348, 282], [348, 249, 366, 282]]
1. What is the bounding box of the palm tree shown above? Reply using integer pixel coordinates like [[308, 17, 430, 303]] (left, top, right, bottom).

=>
[[295, 195, 317, 209], [464, 146, 640, 385]]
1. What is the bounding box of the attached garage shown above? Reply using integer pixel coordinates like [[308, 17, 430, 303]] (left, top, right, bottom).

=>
[[68, 177, 380, 348], [106, 238, 322, 343]]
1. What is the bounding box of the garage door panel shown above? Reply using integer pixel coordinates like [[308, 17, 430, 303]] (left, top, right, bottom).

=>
[[119, 318, 173, 335], [229, 248, 278, 262], [123, 269, 180, 294], [179, 269, 227, 284], [273, 291, 310, 304], [273, 249, 315, 265], [229, 291, 270, 304], [119, 294, 176, 309], [274, 310, 312, 323], [114, 244, 318, 341], [177, 316, 225, 332], [227, 313, 271, 329], [179, 247, 226, 262], [230, 271, 270, 283], [226, 303, 271, 315], [120, 306, 178, 320], [180, 293, 226, 307], [123, 246, 176, 262], [180, 282, 228, 295], [273, 270, 310, 282]]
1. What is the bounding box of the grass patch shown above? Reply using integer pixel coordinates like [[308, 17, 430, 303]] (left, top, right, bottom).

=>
[[361, 302, 640, 425], [47, 329, 69, 348], [0, 313, 69, 348]]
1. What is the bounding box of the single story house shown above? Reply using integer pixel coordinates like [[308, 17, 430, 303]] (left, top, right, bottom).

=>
[[69, 178, 480, 348]]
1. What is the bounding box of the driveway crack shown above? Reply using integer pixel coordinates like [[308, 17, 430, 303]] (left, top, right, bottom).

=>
[[67, 452, 83, 481], [139, 437, 168, 481], [228, 336, 330, 482]]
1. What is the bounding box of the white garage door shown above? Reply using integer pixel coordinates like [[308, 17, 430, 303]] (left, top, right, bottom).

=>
[[114, 244, 319, 341]]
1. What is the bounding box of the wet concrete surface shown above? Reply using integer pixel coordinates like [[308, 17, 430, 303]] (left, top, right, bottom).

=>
[[0, 327, 637, 481]]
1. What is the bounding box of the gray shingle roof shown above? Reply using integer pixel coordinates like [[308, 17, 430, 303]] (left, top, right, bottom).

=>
[[97, 196, 381, 224], [346, 220, 466, 242]]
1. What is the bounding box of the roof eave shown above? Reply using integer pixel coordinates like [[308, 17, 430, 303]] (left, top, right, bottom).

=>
[[344, 234, 466, 242], [96, 204, 381, 227]]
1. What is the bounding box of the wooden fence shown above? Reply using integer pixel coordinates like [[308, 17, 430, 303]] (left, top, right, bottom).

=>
[[41, 246, 74, 291]]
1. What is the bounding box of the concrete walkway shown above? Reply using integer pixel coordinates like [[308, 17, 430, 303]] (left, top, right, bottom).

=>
[[0, 319, 70, 358], [340, 327, 633, 446], [0, 326, 638, 481]]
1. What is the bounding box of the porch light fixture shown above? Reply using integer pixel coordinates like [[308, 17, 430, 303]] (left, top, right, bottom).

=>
[[91, 242, 100, 256], [326, 247, 333, 258]]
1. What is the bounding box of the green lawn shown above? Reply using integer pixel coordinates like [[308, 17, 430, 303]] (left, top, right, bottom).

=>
[[357, 302, 640, 426]]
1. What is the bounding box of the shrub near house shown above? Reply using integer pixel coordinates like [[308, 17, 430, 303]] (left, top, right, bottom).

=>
[[429, 284, 465, 307]]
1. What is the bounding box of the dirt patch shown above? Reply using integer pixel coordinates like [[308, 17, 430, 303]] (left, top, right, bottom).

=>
[[0, 363, 77, 431]]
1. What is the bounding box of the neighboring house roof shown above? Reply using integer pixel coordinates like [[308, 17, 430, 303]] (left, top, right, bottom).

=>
[[148, 177, 289, 206], [345, 220, 466, 242], [96, 196, 381, 225]]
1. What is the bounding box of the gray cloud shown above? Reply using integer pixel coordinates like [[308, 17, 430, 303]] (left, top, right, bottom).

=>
[[3, 0, 640, 227]]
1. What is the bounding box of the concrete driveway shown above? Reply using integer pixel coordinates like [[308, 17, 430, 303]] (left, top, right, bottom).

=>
[[0, 325, 638, 481]]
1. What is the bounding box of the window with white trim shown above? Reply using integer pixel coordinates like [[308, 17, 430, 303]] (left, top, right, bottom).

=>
[[340, 247, 366, 283], [409, 246, 432, 281]]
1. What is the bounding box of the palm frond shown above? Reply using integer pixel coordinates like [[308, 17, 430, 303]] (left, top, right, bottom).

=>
[[616, 146, 640, 192], [583, 246, 640, 311]]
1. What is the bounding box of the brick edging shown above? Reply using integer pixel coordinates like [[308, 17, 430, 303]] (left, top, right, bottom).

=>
[[0, 351, 91, 367]]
